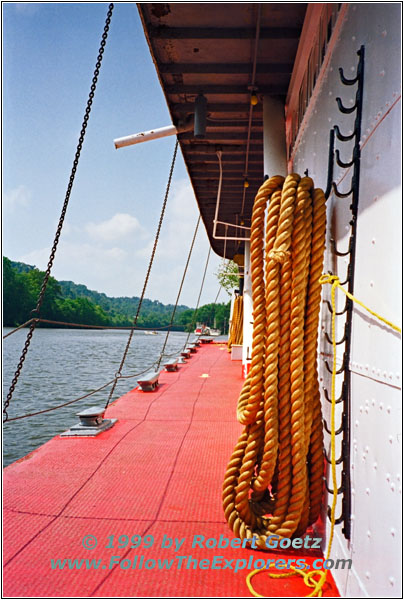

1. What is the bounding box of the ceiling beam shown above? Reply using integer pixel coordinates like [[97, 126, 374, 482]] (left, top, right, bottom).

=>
[[159, 62, 292, 74], [196, 190, 257, 195], [148, 26, 301, 40], [206, 120, 263, 129], [185, 145, 262, 154], [191, 173, 263, 180], [192, 178, 261, 184], [167, 84, 285, 95], [179, 131, 262, 141], [173, 102, 264, 113], [190, 167, 263, 174], [189, 154, 262, 162]]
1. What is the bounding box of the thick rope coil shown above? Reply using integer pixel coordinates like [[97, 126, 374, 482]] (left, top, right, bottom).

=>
[[245, 263, 401, 598], [228, 295, 244, 350], [222, 175, 327, 547], [237, 176, 284, 427]]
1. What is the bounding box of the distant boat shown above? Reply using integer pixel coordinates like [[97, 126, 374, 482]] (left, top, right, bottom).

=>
[[194, 324, 221, 337], [144, 330, 158, 335]]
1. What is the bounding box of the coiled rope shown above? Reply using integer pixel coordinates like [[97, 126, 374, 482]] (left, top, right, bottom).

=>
[[228, 295, 244, 350], [222, 174, 327, 547], [245, 273, 401, 597]]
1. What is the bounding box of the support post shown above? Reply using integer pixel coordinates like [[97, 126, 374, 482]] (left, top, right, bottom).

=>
[[263, 96, 287, 176], [242, 242, 253, 378]]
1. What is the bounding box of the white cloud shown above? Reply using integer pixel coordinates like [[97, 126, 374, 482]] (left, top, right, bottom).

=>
[[86, 213, 145, 242], [19, 242, 127, 288], [156, 179, 201, 260], [136, 179, 223, 305], [3, 185, 31, 212], [15, 179, 224, 306], [15, 3, 41, 15]]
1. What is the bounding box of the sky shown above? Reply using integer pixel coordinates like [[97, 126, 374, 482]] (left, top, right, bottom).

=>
[[3, 2, 224, 307]]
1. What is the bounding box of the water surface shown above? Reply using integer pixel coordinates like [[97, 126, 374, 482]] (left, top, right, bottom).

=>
[[3, 328, 191, 466]]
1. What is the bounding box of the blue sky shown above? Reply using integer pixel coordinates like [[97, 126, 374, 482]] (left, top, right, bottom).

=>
[[3, 2, 223, 306]]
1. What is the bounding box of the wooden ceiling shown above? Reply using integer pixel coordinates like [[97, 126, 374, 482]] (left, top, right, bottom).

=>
[[138, 3, 307, 259]]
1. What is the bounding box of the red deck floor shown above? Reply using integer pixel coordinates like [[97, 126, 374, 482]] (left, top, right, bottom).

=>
[[3, 343, 339, 597]]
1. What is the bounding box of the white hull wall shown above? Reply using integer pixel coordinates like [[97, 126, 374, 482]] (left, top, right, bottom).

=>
[[291, 4, 401, 597]]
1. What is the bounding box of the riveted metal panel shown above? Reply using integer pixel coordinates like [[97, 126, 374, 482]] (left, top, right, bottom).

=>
[[291, 3, 401, 597]]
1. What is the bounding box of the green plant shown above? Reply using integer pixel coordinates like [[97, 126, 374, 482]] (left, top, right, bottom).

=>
[[216, 260, 240, 296]]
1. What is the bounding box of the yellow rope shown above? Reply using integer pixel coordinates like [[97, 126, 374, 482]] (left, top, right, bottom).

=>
[[228, 295, 244, 350], [246, 273, 401, 597], [319, 274, 401, 333]]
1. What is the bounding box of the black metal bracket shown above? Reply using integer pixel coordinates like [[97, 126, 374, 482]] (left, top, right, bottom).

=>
[[323, 45, 365, 540]]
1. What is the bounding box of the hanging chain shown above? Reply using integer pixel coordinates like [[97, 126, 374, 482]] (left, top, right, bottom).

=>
[[3, 3, 114, 423], [184, 247, 212, 347], [156, 215, 201, 371], [104, 140, 179, 409]]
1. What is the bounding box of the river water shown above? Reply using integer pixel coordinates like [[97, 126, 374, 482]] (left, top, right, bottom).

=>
[[3, 328, 192, 467]]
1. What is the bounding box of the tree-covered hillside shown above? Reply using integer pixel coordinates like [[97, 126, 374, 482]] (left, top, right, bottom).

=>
[[4, 258, 230, 332]]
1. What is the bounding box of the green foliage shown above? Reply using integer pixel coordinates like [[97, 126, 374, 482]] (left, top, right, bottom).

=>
[[57, 280, 189, 325], [9, 260, 36, 273], [3, 258, 230, 332], [3, 257, 34, 325], [216, 260, 240, 296]]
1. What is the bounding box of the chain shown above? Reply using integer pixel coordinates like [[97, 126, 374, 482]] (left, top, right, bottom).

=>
[[155, 215, 201, 370], [3, 318, 180, 339], [104, 140, 179, 409], [184, 247, 212, 347], [3, 4, 114, 423]]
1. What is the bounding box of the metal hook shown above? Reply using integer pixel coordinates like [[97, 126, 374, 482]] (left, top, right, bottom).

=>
[[324, 328, 347, 346], [323, 418, 345, 437], [334, 125, 356, 142], [324, 479, 344, 495], [331, 237, 352, 257], [336, 97, 357, 114], [323, 382, 346, 404], [328, 507, 345, 524], [325, 128, 335, 199], [338, 264, 352, 286], [325, 358, 345, 375], [324, 297, 350, 316], [325, 479, 343, 494], [332, 180, 354, 198], [335, 149, 355, 169], [338, 67, 359, 86]]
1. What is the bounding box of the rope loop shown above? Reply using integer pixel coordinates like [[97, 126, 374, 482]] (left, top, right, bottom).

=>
[[320, 273, 401, 333], [268, 249, 290, 264], [223, 174, 327, 560]]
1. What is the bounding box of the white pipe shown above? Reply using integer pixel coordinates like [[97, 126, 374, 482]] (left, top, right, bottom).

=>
[[212, 150, 223, 239], [212, 150, 251, 241], [114, 123, 191, 149], [215, 220, 251, 231]]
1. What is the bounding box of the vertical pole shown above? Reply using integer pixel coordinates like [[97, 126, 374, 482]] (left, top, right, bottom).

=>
[[263, 96, 287, 177], [241, 96, 287, 378], [242, 242, 253, 377]]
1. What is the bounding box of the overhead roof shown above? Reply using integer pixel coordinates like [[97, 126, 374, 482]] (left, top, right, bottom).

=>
[[138, 3, 307, 259]]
